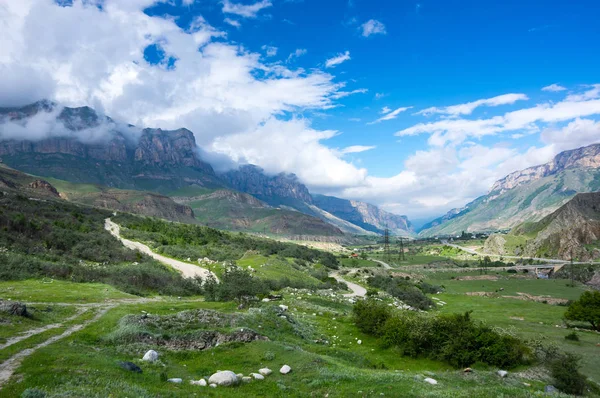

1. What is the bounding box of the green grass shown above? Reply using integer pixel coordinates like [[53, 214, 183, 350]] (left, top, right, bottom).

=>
[[0, 280, 136, 303], [339, 258, 380, 268], [425, 276, 588, 300], [0, 305, 79, 341], [237, 254, 323, 287]]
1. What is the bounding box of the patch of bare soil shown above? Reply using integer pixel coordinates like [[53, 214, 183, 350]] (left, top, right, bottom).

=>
[[465, 291, 496, 297], [501, 292, 569, 305]]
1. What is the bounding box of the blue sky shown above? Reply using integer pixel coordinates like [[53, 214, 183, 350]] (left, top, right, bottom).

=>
[[1, 0, 600, 219]]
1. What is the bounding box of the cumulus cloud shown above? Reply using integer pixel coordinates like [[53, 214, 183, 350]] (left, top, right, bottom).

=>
[[325, 51, 351, 68], [222, 0, 272, 18], [542, 83, 566, 92], [360, 19, 386, 37], [224, 18, 241, 28]]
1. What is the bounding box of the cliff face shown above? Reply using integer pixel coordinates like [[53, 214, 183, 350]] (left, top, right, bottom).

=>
[[313, 194, 412, 236], [420, 143, 600, 237], [220, 165, 314, 205], [490, 144, 600, 194], [0, 102, 218, 191]]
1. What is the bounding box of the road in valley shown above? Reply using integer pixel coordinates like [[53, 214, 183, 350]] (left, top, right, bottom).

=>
[[329, 272, 367, 297], [105, 218, 219, 281]]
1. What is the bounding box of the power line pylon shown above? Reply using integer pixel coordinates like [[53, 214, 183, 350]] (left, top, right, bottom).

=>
[[398, 237, 406, 262], [383, 227, 391, 262]]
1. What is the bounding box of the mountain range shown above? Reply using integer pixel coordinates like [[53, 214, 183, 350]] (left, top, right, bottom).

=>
[[0, 101, 413, 238], [419, 143, 600, 237]]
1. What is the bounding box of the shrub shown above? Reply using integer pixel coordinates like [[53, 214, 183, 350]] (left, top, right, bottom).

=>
[[564, 331, 580, 341], [564, 291, 600, 331], [352, 299, 391, 336], [204, 269, 269, 303], [368, 275, 435, 311], [21, 389, 46, 398], [548, 352, 587, 395]]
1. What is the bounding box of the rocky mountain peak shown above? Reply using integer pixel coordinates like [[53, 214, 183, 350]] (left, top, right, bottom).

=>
[[490, 143, 600, 194], [220, 165, 314, 204]]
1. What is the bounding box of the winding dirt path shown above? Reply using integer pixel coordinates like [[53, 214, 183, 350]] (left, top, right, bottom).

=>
[[105, 218, 218, 281], [0, 306, 114, 388], [330, 272, 367, 297], [0, 307, 89, 351], [371, 259, 392, 269]]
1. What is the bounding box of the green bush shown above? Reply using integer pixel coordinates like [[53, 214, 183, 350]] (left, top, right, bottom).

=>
[[21, 389, 46, 398], [564, 331, 580, 341], [352, 299, 391, 336], [368, 275, 435, 310], [204, 269, 269, 302], [356, 303, 529, 369], [548, 352, 588, 395]]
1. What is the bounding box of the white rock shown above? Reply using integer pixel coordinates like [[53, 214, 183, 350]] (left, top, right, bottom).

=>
[[252, 373, 265, 380], [279, 305, 288, 311], [262, 298, 270, 302], [498, 370, 508, 378], [190, 379, 207, 386], [357, 340, 362, 345], [242, 376, 252, 383], [209, 384, 217, 388], [424, 378, 438, 385], [280, 365, 292, 374], [208, 371, 239, 386], [259, 368, 272, 376], [167, 378, 183, 383], [142, 350, 159, 362]]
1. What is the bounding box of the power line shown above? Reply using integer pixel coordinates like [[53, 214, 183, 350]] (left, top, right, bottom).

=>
[[383, 227, 391, 262], [398, 237, 406, 262]]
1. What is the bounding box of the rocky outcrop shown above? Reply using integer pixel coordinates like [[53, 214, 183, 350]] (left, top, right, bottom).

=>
[[28, 180, 60, 197], [313, 194, 412, 236], [220, 165, 313, 205]]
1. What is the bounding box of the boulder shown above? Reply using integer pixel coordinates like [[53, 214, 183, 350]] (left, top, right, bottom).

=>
[[279, 305, 288, 311], [252, 373, 265, 380], [209, 384, 217, 388], [118, 361, 142, 373], [167, 378, 182, 383], [258, 368, 272, 376], [0, 301, 28, 317], [208, 370, 238, 386], [280, 365, 292, 374], [424, 378, 438, 385], [497, 370, 508, 378], [142, 350, 159, 362], [242, 377, 252, 383], [463, 368, 472, 373], [545, 385, 558, 394], [190, 379, 207, 386]]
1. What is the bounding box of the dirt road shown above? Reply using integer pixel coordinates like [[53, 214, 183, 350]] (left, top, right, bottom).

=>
[[330, 272, 367, 297], [105, 218, 218, 281]]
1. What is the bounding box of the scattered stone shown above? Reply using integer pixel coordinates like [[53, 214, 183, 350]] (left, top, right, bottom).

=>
[[523, 382, 531, 387], [424, 377, 438, 385], [463, 368, 472, 373], [262, 298, 270, 302], [252, 373, 265, 380], [208, 371, 238, 386], [280, 365, 292, 374], [545, 385, 558, 394], [259, 368, 272, 376], [190, 379, 207, 386], [167, 378, 182, 383], [236, 373, 244, 378], [242, 377, 252, 383], [142, 350, 159, 362], [0, 300, 28, 317], [357, 340, 362, 345], [279, 305, 289, 311], [118, 361, 142, 373], [209, 384, 217, 388], [497, 370, 508, 378]]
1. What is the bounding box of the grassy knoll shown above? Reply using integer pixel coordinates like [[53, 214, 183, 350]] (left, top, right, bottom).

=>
[[0, 304, 78, 342]]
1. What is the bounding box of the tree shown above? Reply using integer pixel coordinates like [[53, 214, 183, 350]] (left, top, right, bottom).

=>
[[360, 252, 368, 260], [564, 291, 600, 331]]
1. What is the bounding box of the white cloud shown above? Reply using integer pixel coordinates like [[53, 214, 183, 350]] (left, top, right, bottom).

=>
[[287, 48, 307, 62], [261, 45, 277, 57], [325, 51, 351, 68], [541, 83, 566, 92], [224, 18, 241, 28], [222, 0, 272, 18], [331, 88, 368, 99], [416, 93, 529, 117], [380, 106, 391, 114], [565, 84, 600, 102], [369, 106, 412, 124], [360, 19, 386, 37], [338, 145, 376, 155]]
